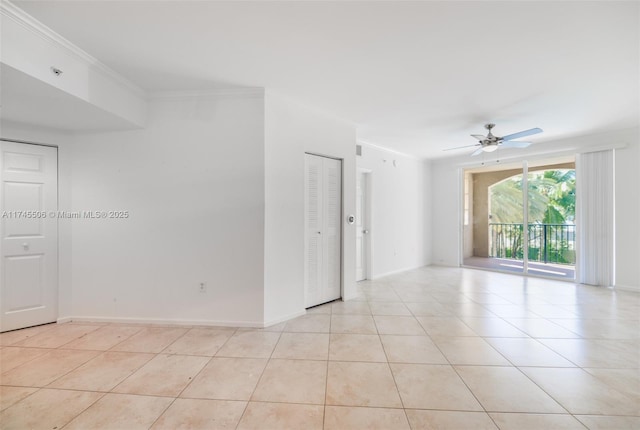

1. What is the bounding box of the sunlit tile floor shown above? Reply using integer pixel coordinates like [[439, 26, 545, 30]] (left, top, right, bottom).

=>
[[1, 266, 639, 429]]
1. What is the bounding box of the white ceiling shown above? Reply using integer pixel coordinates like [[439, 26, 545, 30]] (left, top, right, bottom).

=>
[[12, 1, 640, 159]]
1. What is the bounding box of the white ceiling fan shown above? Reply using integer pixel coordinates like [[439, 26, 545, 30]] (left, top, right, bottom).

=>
[[446, 123, 543, 156]]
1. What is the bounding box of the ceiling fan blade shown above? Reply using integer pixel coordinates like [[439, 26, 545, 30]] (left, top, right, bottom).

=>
[[500, 141, 531, 149], [443, 143, 479, 151], [471, 134, 486, 141], [471, 147, 484, 156], [501, 127, 543, 141]]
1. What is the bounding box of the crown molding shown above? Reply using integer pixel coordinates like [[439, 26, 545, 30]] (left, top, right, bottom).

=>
[[149, 88, 265, 101], [357, 140, 419, 160], [1, 0, 146, 97]]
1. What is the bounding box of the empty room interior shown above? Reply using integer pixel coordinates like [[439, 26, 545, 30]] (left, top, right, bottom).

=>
[[0, 1, 639, 429]]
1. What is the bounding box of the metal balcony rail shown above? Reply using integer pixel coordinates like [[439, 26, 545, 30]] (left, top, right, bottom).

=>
[[489, 223, 576, 265]]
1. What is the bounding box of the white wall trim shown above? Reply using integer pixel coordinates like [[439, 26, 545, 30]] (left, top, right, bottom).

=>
[[430, 262, 459, 268], [150, 88, 265, 101], [358, 141, 419, 160], [371, 264, 427, 280], [57, 316, 264, 328], [1, 0, 145, 97], [613, 284, 640, 293], [457, 167, 464, 267], [263, 309, 306, 328]]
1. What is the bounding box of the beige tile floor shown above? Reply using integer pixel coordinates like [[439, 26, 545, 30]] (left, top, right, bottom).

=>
[[1, 266, 639, 429]]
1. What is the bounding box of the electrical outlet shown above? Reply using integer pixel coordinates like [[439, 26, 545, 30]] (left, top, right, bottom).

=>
[[199, 282, 206, 293]]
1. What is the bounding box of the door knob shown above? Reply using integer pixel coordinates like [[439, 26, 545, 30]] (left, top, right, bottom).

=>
[[363, 230, 369, 234], [317, 231, 322, 235], [23, 243, 29, 250]]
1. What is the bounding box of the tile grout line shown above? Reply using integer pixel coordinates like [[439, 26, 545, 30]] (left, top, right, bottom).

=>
[[98, 325, 146, 352], [57, 390, 108, 430], [104, 330, 191, 396], [322, 302, 335, 429], [65, 326, 215, 425], [233, 328, 283, 429], [373, 292, 412, 427], [145, 326, 240, 430], [56, 324, 132, 350], [406, 296, 496, 422], [10, 324, 103, 350]]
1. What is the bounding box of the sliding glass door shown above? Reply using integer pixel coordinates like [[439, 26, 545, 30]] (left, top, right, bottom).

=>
[[463, 158, 576, 280]]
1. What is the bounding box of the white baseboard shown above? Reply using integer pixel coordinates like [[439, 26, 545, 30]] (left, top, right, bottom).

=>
[[58, 316, 264, 328], [263, 309, 306, 328], [430, 262, 459, 268], [614, 284, 640, 293], [371, 264, 427, 280]]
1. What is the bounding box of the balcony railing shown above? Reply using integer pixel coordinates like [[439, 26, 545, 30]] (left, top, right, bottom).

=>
[[489, 223, 576, 265]]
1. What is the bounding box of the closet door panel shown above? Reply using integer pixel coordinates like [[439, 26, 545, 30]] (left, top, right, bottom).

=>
[[322, 157, 342, 303], [304, 154, 342, 308]]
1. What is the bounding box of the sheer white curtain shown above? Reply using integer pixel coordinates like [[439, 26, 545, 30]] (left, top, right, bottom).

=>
[[575, 149, 615, 286]]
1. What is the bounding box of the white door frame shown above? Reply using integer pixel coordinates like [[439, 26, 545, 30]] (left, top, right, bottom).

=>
[[356, 168, 372, 280]]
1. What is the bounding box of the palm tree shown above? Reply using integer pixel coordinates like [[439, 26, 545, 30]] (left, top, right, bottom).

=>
[[489, 169, 575, 262], [490, 170, 575, 224]]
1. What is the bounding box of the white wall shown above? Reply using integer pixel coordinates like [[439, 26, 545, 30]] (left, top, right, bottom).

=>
[[67, 93, 266, 325], [356, 144, 431, 278], [430, 127, 640, 289], [614, 128, 640, 289], [430, 159, 461, 267], [264, 91, 357, 324], [4, 91, 360, 328]]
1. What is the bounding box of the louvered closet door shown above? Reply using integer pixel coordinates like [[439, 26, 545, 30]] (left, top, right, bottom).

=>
[[322, 158, 342, 303], [305, 154, 342, 308]]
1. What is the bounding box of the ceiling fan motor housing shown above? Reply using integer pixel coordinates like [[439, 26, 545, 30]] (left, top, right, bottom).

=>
[[484, 123, 499, 144]]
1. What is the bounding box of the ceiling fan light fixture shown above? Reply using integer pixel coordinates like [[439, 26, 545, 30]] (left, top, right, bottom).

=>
[[443, 123, 543, 156], [482, 144, 498, 153]]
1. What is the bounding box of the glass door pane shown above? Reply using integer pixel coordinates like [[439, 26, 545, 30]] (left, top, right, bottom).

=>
[[526, 166, 576, 279], [488, 171, 525, 274]]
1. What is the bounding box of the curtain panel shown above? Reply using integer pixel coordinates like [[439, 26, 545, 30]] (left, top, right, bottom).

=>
[[575, 149, 615, 286]]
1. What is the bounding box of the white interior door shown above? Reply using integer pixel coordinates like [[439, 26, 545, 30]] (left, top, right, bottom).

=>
[[1, 141, 58, 332], [356, 171, 369, 281], [305, 154, 342, 308]]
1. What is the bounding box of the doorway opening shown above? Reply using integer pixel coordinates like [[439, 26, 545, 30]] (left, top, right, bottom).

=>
[[463, 158, 576, 280], [356, 170, 371, 281]]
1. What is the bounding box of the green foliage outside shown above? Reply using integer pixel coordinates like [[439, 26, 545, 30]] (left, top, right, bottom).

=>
[[489, 169, 576, 264]]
